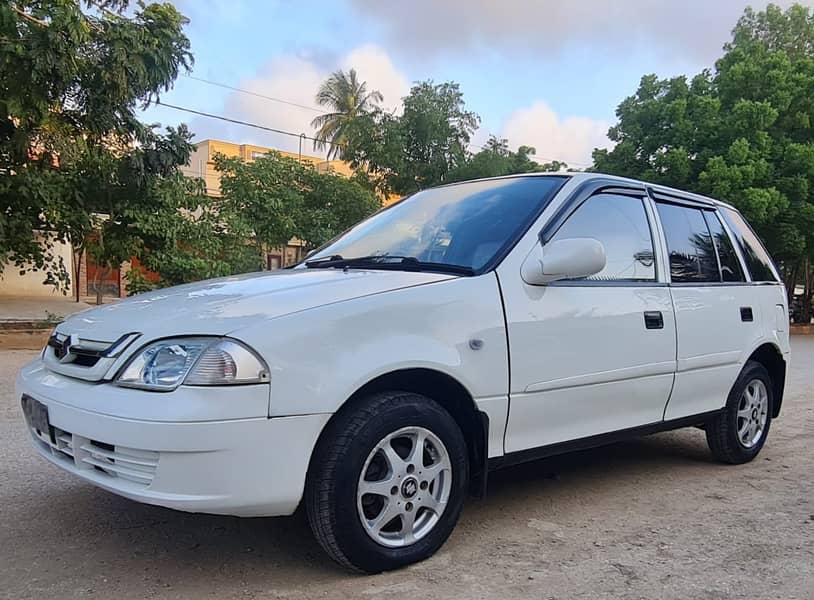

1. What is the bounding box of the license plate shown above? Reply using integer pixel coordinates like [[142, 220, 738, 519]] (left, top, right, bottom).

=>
[[21, 395, 50, 433]]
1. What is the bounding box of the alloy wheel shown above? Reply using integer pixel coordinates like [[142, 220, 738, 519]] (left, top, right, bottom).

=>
[[737, 378, 769, 449], [356, 426, 452, 548]]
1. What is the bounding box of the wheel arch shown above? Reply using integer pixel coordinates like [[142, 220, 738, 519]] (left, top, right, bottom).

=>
[[308, 368, 489, 498], [746, 342, 786, 418]]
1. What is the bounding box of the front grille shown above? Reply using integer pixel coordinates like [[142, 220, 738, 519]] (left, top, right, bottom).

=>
[[30, 426, 159, 487], [71, 352, 103, 368], [44, 331, 141, 382]]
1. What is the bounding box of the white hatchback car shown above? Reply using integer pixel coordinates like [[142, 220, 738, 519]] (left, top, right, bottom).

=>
[[18, 173, 789, 572]]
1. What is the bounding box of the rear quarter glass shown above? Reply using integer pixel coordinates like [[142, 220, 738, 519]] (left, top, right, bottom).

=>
[[720, 208, 780, 282]]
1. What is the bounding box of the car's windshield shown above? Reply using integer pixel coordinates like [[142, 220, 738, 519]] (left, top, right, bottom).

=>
[[305, 176, 567, 273]]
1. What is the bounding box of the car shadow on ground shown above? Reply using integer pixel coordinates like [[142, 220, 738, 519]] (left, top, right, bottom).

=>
[[483, 427, 715, 501], [24, 428, 717, 585]]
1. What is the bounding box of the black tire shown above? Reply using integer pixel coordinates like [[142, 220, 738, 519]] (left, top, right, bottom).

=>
[[305, 391, 469, 573], [706, 360, 773, 464]]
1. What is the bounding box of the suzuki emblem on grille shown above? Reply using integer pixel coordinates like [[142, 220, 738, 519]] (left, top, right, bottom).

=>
[[50, 333, 79, 362]]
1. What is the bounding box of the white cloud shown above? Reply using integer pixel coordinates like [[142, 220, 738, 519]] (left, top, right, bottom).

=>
[[341, 44, 410, 113], [502, 101, 610, 168], [350, 0, 814, 63], [192, 45, 409, 156], [223, 55, 325, 154]]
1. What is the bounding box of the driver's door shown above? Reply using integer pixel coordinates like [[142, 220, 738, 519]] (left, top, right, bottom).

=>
[[499, 191, 677, 453]]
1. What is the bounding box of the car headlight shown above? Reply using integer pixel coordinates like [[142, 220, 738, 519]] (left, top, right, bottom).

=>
[[115, 337, 269, 391]]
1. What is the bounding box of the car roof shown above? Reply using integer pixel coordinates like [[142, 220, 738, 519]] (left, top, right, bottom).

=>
[[440, 171, 736, 211]]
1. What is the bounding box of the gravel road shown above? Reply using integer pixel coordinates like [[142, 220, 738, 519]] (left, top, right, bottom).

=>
[[1, 340, 813, 599]]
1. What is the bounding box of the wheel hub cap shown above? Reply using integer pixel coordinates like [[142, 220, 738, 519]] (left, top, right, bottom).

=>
[[356, 426, 452, 548], [400, 477, 418, 499]]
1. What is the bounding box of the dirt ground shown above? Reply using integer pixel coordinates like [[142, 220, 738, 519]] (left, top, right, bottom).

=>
[[1, 340, 812, 600]]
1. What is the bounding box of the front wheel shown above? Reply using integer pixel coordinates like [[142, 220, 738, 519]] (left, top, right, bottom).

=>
[[706, 360, 773, 464], [305, 392, 469, 573]]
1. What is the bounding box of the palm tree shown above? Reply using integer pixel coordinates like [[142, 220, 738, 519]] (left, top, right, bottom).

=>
[[311, 68, 383, 160]]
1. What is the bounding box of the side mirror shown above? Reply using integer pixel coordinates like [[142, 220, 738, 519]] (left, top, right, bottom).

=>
[[521, 237, 606, 285]]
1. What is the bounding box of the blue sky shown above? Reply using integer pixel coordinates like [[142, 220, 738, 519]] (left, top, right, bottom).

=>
[[142, 0, 812, 168]]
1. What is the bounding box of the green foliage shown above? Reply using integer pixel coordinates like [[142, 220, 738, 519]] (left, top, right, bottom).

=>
[[394, 81, 480, 193], [123, 267, 155, 295], [446, 136, 565, 183], [0, 0, 193, 292], [214, 151, 379, 255], [311, 68, 383, 160], [300, 170, 381, 248], [340, 81, 566, 196], [593, 3, 814, 319], [343, 81, 481, 195], [125, 138, 261, 288]]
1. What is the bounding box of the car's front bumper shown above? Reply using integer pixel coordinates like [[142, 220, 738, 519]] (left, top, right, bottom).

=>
[[16, 359, 330, 517]]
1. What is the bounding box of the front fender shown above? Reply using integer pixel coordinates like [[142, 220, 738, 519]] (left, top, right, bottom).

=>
[[230, 274, 509, 417]]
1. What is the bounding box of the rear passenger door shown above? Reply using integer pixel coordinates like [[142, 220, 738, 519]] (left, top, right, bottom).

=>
[[501, 188, 677, 453], [654, 200, 763, 420]]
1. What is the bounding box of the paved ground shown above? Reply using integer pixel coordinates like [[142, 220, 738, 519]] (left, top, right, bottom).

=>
[[0, 295, 95, 322], [1, 340, 812, 600]]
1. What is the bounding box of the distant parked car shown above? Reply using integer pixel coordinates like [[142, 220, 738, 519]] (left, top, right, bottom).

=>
[[17, 173, 789, 572]]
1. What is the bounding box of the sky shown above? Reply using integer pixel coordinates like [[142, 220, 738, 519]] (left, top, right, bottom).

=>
[[141, 0, 814, 169]]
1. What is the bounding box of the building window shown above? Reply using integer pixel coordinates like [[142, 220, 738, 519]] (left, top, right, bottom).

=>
[[251, 151, 266, 160]]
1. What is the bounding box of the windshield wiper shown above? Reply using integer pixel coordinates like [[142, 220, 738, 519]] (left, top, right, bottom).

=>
[[305, 254, 474, 276], [302, 254, 345, 266]]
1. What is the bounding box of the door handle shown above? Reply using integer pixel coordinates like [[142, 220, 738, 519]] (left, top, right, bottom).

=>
[[740, 306, 754, 322], [644, 311, 664, 329]]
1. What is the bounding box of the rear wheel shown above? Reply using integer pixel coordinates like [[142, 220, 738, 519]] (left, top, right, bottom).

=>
[[306, 392, 469, 573], [706, 360, 773, 464]]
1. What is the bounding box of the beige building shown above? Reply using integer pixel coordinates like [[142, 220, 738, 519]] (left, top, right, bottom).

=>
[[0, 235, 74, 298], [184, 139, 354, 197]]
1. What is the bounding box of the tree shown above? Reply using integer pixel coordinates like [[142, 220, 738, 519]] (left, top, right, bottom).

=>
[[0, 0, 193, 296], [342, 80, 480, 195], [214, 151, 379, 260], [592, 3, 814, 322], [395, 81, 480, 192], [299, 170, 380, 249], [446, 135, 565, 182], [340, 108, 405, 194], [311, 68, 383, 160], [136, 187, 261, 289]]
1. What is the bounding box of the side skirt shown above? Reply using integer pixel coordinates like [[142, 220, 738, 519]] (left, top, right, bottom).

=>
[[488, 409, 723, 471]]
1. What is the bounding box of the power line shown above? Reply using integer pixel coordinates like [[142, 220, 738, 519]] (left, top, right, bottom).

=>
[[157, 100, 586, 168], [182, 75, 329, 115], [179, 74, 586, 166], [154, 100, 344, 149]]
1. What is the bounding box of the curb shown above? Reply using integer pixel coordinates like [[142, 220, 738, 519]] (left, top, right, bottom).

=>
[[0, 328, 51, 350]]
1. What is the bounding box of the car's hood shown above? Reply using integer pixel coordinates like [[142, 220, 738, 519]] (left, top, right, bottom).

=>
[[58, 268, 455, 342]]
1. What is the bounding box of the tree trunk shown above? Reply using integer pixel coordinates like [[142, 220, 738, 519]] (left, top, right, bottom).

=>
[[72, 247, 83, 303], [800, 257, 813, 325], [783, 262, 798, 307], [94, 265, 109, 306]]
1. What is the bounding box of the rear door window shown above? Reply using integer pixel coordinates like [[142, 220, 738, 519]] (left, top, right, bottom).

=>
[[655, 202, 719, 283], [719, 208, 779, 282]]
